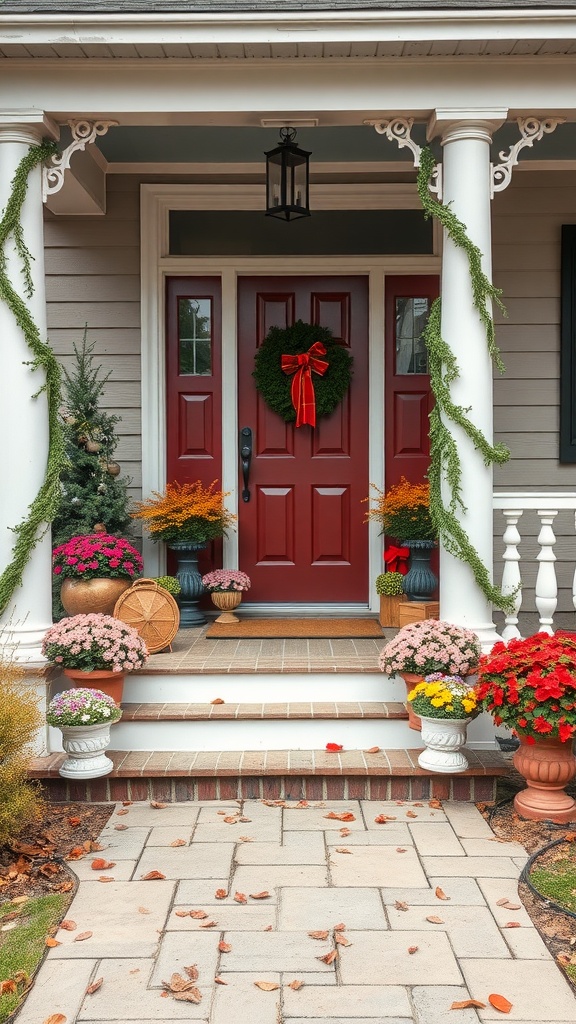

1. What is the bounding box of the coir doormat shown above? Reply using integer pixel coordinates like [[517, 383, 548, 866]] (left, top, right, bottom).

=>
[[206, 618, 384, 639]]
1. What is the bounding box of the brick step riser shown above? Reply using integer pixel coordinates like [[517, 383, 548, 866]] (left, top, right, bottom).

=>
[[39, 772, 498, 804], [121, 672, 402, 703]]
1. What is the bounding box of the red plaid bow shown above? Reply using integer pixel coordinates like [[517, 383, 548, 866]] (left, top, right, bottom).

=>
[[281, 342, 329, 428]]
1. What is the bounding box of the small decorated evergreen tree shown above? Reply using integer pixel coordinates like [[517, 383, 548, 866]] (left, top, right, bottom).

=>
[[52, 328, 132, 547]]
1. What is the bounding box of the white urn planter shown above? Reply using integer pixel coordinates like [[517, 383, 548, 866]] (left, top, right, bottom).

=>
[[417, 716, 472, 773], [59, 722, 115, 779]]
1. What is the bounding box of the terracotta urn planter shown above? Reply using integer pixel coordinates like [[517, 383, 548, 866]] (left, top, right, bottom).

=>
[[400, 671, 423, 731], [513, 736, 576, 823], [61, 577, 130, 616], [63, 667, 125, 706], [211, 591, 242, 623]]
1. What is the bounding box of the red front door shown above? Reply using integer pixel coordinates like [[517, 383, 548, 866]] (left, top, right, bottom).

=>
[[237, 276, 369, 603]]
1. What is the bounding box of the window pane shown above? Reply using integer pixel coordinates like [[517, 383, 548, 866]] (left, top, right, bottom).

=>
[[178, 297, 212, 376], [395, 297, 430, 375]]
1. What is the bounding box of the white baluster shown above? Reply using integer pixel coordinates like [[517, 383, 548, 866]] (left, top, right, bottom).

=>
[[535, 510, 558, 635], [500, 509, 523, 640]]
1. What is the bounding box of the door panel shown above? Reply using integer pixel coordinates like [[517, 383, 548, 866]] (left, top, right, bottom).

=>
[[238, 275, 369, 603], [385, 276, 439, 491]]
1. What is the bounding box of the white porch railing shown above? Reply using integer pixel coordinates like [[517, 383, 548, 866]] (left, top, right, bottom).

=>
[[493, 492, 576, 639]]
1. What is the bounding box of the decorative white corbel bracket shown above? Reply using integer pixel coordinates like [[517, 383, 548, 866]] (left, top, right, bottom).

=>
[[490, 116, 565, 196], [363, 116, 443, 198], [42, 119, 118, 201]]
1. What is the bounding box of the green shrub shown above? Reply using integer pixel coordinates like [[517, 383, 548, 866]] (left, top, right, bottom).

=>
[[375, 572, 404, 596], [0, 660, 43, 847], [154, 575, 181, 596]]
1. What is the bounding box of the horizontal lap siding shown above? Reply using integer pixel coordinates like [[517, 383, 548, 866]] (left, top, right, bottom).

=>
[[492, 171, 576, 624], [44, 177, 142, 514]]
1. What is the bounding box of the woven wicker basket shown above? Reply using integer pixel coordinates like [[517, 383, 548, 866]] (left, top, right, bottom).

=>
[[113, 578, 180, 655]]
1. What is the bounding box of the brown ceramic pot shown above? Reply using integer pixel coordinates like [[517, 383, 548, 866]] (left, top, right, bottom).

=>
[[400, 671, 423, 731], [211, 590, 242, 623], [61, 577, 131, 617], [63, 667, 125, 706], [513, 736, 576, 823]]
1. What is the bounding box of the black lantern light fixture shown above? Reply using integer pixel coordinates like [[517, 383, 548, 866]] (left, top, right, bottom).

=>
[[265, 127, 311, 221]]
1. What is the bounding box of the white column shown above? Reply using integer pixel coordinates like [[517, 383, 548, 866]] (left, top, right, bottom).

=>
[[428, 109, 506, 649], [0, 111, 59, 663]]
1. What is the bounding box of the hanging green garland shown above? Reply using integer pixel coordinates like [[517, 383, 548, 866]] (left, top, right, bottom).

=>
[[0, 140, 67, 616], [253, 319, 353, 423], [416, 146, 515, 614]]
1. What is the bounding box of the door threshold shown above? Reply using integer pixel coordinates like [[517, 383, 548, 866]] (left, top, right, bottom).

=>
[[236, 603, 373, 617]]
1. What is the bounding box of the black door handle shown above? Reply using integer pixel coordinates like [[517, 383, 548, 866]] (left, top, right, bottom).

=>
[[240, 427, 253, 503]]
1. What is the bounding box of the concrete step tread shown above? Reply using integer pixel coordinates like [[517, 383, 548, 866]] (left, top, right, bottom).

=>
[[31, 747, 509, 779], [120, 700, 408, 721]]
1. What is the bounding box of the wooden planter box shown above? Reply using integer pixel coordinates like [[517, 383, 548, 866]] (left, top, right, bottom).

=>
[[379, 594, 406, 628]]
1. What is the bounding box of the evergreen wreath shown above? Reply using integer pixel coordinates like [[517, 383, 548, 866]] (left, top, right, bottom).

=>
[[253, 319, 353, 423], [417, 147, 515, 614], [0, 139, 67, 616]]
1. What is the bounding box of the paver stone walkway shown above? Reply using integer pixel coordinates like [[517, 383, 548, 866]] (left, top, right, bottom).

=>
[[17, 799, 576, 1024]]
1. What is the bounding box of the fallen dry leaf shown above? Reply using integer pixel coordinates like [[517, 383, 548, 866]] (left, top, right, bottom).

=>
[[288, 980, 304, 990], [335, 848, 352, 855], [239, 836, 253, 842], [0, 981, 16, 995], [122, 800, 133, 806], [339, 827, 351, 837], [326, 743, 343, 751], [496, 899, 521, 910], [45, 937, 61, 948], [189, 910, 208, 919], [114, 824, 128, 831], [150, 802, 167, 809], [65, 847, 85, 861], [396, 848, 407, 853], [116, 809, 129, 816], [317, 949, 338, 964], [263, 925, 273, 931], [74, 931, 93, 942], [335, 932, 351, 946], [254, 981, 280, 991], [223, 816, 238, 824], [184, 965, 199, 981], [59, 920, 77, 931], [324, 812, 356, 822], [55, 880, 74, 893], [408, 945, 419, 954], [451, 999, 486, 1010], [170, 839, 186, 847], [211, 698, 225, 704], [429, 799, 443, 809], [234, 892, 247, 904], [413, 802, 424, 807], [141, 871, 166, 880], [308, 930, 329, 940], [67, 816, 81, 827], [91, 859, 115, 871], [364, 746, 381, 753], [488, 994, 513, 1014], [85, 840, 104, 853], [175, 910, 190, 918], [42, 1016, 67, 1024], [199, 920, 218, 929], [98, 876, 115, 883], [218, 941, 231, 952], [395, 901, 409, 912], [333, 922, 346, 931], [374, 814, 397, 824], [249, 891, 271, 900], [215, 976, 227, 984], [138, 907, 150, 915], [435, 887, 450, 901], [173, 990, 202, 1004], [425, 915, 444, 924], [86, 978, 103, 995], [503, 921, 521, 928], [406, 811, 418, 818], [215, 889, 228, 899], [239, 817, 252, 823]]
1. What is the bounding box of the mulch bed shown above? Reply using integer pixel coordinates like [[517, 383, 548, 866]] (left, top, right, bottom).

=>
[[0, 803, 113, 904], [481, 776, 576, 990]]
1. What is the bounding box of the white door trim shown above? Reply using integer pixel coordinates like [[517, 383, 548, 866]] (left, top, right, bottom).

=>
[[140, 183, 441, 609]]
